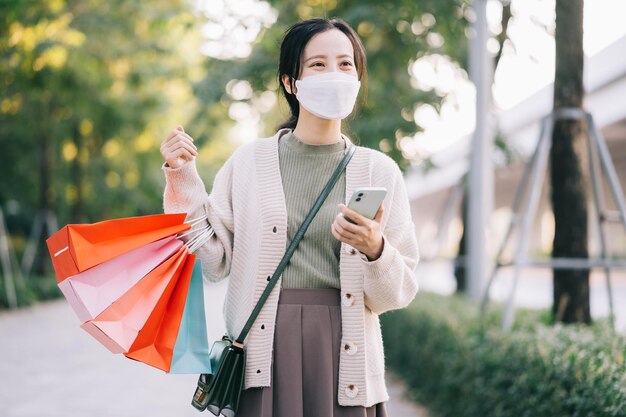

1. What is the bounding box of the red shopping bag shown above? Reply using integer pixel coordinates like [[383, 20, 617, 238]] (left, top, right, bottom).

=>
[[80, 246, 190, 353], [46, 213, 190, 282], [125, 253, 197, 372]]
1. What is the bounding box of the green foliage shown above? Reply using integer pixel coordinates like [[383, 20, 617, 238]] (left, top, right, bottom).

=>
[[1, 0, 473, 275], [1, 0, 474, 215], [381, 293, 626, 417], [0, 0, 237, 270], [198, 0, 470, 171]]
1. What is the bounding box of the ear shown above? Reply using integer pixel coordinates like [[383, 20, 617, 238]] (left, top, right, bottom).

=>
[[281, 74, 296, 95]]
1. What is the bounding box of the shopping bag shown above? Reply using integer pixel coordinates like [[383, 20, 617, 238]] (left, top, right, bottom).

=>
[[125, 254, 197, 372], [80, 246, 190, 353], [169, 258, 212, 374], [47, 213, 190, 281], [58, 236, 183, 323]]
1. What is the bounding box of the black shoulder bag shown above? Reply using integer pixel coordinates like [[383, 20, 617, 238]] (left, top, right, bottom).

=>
[[191, 144, 356, 417]]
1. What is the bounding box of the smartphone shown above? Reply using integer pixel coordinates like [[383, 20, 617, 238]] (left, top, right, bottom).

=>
[[345, 187, 387, 223]]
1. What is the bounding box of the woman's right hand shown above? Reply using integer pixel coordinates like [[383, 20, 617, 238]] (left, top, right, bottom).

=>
[[160, 125, 198, 169]]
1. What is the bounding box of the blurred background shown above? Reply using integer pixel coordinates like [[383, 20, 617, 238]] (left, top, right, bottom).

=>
[[1, 0, 626, 416]]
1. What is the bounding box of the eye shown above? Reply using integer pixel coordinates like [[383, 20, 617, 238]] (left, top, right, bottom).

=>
[[310, 61, 325, 67], [341, 61, 354, 67]]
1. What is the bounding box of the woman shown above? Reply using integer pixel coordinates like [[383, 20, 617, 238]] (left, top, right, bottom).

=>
[[160, 17, 419, 417]]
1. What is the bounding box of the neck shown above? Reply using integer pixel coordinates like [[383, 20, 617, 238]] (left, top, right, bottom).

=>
[[292, 110, 343, 145]]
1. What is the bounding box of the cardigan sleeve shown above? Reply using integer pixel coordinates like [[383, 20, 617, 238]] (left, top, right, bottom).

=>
[[162, 158, 234, 283], [361, 164, 420, 315]]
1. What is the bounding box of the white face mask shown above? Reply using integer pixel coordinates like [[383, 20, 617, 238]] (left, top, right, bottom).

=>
[[295, 72, 361, 120]]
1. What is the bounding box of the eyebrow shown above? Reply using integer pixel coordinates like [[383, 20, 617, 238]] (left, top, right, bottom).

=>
[[303, 54, 354, 63]]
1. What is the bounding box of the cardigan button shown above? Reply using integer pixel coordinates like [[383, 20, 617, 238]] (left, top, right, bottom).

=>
[[350, 248, 357, 255], [342, 293, 354, 307], [272, 226, 277, 233], [343, 342, 357, 355], [345, 384, 359, 398], [267, 275, 271, 282]]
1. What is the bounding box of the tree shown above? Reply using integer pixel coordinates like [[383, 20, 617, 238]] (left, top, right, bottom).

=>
[[550, 0, 590, 324], [194, 0, 471, 170], [0, 0, 225, 274], [1, 0, 475, 280]]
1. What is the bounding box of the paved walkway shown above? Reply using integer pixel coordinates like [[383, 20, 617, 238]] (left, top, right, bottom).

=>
[[0, 280, 427, 417]]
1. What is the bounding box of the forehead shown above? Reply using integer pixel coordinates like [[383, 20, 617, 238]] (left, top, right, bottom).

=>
[[303, 29, 354, 59]]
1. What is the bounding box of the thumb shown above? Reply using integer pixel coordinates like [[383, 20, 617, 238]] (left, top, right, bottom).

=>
[[374, 202, 384, 223], [176, 125, 185, 133]]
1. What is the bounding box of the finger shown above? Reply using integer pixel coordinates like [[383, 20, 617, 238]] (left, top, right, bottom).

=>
[[175, 132, 196, 145], [166, 128, 182, 142], [171, 148, 195, 159], [169, 148, 195, 162], [338, 204, 369, 226], [334, 218, 362, 242], [165, 125, 185, 141], [165, 140, 198, 156], [331, 222, 351, 243], [163, 135, 197, 152], [165, 130, 195, 145], [331, 223, 342, 242], [335, 213, 361, 234], [165, 136, 198, 150], [373, 202, 384, 223], [177, 134, 197, 148]]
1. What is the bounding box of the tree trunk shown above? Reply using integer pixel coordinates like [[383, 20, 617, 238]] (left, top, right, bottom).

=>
[[33, 101, 55, 275], [550, 0, 591, 324], [454, 191, 467, 292], [71, 121, 85, 224]]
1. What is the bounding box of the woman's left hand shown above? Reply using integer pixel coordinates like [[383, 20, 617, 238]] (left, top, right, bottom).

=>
[[332, 203, 384, 261]]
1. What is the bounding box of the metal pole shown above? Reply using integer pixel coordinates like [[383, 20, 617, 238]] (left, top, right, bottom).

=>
[[503, 120, 553, 330], [587, 126, 615, 329], [467, 0, 493, 301], [586, 114, 618, 328], [480, 116, 550, 313], [587, 114, 626, 235]]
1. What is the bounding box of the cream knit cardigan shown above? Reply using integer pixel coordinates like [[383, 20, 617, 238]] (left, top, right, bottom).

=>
[[162, 129, 419, 407]]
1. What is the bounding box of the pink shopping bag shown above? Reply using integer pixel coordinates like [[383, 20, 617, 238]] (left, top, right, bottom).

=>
[[58, 236, 183, 323], [80, 247, 190, 353]]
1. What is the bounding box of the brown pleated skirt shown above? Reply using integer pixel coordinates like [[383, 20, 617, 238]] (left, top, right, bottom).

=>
[[236, 288, 388, 417]]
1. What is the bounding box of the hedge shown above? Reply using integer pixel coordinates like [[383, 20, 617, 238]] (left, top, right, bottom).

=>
[[380, 292, 626, 417]]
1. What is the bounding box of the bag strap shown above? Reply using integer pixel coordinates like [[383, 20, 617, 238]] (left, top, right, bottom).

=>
[[234, 144, 356, 345]]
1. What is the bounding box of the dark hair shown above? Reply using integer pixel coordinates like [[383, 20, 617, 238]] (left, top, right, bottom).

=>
[[277, 17, 368, 130]]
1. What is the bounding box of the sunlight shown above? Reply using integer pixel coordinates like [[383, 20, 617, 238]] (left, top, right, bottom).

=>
[[195, 0, 277, 60]]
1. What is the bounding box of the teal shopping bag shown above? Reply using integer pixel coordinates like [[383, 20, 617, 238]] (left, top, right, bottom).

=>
[[169, 259, 213, 373]]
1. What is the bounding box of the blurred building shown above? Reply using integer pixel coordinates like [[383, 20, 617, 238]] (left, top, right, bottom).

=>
[[406, 35, 626, 262]]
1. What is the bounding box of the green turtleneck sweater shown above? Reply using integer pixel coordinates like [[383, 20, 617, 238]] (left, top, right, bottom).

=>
[[278, 130, 346, 289]]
